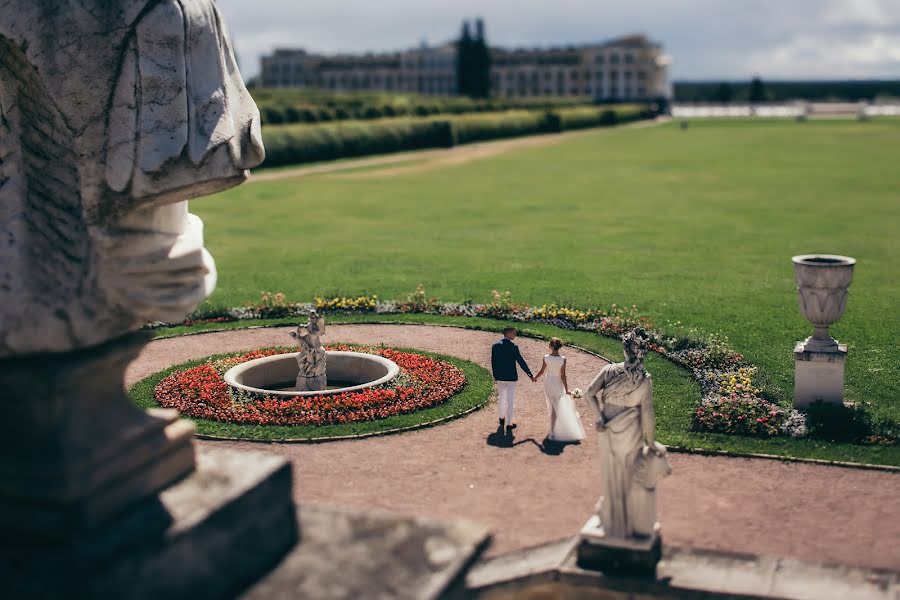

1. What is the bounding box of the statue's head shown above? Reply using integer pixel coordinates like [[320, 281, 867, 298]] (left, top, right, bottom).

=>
[[623, 327, 650, 363], [0, 0, 265, 357]]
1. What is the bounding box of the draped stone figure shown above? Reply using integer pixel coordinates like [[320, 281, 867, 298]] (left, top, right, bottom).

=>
[[0, 0, 265, 537], [584, 328, 671, 541], [0, 0, 265, 358], [290, 310, 327, 391]]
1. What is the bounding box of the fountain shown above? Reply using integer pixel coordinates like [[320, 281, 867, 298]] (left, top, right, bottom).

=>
[[224, 312, 400, 397]]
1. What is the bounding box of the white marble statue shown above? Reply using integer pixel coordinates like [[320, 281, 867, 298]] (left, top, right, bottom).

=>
[[290, 310, 327, 391], [584, 328, 671, 540], [0, 0, 265, 358]]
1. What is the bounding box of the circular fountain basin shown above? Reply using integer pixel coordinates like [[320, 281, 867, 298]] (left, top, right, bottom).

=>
[[224, 351, 400, 397]]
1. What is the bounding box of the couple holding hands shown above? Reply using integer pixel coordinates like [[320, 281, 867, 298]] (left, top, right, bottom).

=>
[[490, 327, 586, 442]]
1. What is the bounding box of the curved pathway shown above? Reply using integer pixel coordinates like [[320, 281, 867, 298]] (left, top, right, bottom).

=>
[[128, 325, 900, 570]]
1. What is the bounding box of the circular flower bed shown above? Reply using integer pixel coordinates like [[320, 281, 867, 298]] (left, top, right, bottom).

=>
[[154, 345, 466, 427]]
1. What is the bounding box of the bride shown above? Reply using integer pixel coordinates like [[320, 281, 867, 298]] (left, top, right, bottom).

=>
[[534, 338, 586, 443]]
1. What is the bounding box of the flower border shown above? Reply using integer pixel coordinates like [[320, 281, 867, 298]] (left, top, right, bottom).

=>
[[145, 288, 893, 443]]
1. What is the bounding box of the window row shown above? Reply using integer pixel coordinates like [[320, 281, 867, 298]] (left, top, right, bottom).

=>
[[493, 70, 648, 84]]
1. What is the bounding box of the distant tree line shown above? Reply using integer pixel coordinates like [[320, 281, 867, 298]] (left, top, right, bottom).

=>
[[457, 18, 491, 98], [675, 78, 900, 103]]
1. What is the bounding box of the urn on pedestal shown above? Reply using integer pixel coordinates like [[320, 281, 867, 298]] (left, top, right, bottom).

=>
[[792, 254, 855, 408]]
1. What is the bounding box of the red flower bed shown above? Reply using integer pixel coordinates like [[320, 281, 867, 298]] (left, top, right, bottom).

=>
[[154, 346, 466, 426]]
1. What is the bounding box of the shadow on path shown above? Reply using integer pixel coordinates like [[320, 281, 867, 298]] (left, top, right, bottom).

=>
[[485, 425, 514, 448], [486, 427, 581, 456], [540, 437, 582, 456]]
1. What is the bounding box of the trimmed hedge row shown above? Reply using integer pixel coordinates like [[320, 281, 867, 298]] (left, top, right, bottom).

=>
[[450, 110, 553, 144], [261, 105, 653, 168], [252, 88, 599, 125], [262, 120, 454, 166]]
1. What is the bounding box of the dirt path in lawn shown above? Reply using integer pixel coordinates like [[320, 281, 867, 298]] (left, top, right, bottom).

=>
[[249, 117, 669, 183], [128, 324, 900, 570]]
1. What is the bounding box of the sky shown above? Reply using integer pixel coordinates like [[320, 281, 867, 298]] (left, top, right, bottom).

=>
[[216, 0, 900, 81]]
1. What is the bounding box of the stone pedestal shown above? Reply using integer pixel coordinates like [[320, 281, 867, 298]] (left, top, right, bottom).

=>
[[0, 332, 195, 538], [0, 446, 297, 600], [576, 515, 661, 576], [466, 539, 900, 600], [794, 340, 848, 408], [243, 505, 490, 600]]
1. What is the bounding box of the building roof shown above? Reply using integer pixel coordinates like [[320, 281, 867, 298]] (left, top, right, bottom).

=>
[[264, 34, 661, 63]]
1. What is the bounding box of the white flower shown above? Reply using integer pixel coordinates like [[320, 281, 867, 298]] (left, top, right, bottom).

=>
[[572, 388, 584, 399]]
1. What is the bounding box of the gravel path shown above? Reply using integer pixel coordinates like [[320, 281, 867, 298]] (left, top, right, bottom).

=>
[[128, 325, 900, 570]]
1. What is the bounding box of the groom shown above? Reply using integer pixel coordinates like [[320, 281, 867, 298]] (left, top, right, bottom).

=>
[[491, 327, 535, 434]]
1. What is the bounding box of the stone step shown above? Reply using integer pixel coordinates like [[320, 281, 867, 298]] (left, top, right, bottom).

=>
[[242, 505, 491, 600]]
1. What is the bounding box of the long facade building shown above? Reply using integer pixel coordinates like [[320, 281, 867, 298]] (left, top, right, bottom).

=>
[[260, 34, 671, 101]]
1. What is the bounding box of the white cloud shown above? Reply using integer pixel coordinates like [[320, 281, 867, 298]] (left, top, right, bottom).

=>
[[747, 32, 900, 78], [821, 0, 897, 28]]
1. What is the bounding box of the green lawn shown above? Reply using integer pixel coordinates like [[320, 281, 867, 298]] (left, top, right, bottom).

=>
[[194, 118, 900, 429]]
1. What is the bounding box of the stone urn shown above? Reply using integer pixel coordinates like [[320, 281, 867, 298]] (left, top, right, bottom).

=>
[[792, 254, 855, 407], [792, 254, 856, 351]]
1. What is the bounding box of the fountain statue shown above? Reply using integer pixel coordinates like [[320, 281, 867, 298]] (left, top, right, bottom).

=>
[[290, 310, 328, 391], [226, 307, 399, 397], [577, 328, 672, 574]]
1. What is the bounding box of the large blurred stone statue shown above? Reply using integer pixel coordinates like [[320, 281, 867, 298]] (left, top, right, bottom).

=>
[[0, 0, 264, 538], [0, 0, 264, 357], [578, 328, 672, 574], [0, 3, 303, 598]]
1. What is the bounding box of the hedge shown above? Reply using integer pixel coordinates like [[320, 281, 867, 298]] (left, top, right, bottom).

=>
[[261, 105, 653, 168], [450, 110, 557, 144], [555, 105, 650, 130], [252, 88, 598, 125], [263, 119, 455, 167]]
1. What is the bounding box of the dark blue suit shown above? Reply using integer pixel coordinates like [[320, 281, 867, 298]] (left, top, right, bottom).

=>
[[491, 338, 533, 381]]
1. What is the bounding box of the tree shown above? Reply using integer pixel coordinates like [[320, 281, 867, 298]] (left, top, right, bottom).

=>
[[749, 76, 766, 103], [715, 82, 733, 104], [456, 18, 491, 98], [471, 18, 491, 98], [456, 20, 473, 96]]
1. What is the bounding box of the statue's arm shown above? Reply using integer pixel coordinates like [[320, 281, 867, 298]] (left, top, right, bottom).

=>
[[640, 376, 656, 447], [317, 316, 325, 334], [584, 369, 607, 422]]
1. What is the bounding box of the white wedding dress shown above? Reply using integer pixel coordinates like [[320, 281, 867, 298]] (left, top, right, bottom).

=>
[[543, 354, 586, 442]]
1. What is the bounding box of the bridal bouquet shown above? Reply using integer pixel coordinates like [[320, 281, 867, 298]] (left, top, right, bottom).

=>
[[571, 388, 584, 399]]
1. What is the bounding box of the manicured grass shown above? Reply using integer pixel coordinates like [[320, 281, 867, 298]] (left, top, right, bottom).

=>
[[149, 316, 900, 465], [128, 345, 493, 441], [192, 118, 900, 431]]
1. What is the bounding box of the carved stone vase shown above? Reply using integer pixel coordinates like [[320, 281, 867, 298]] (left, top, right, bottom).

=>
[[793, 254, 855, 351], [792, 254, 855, 407]]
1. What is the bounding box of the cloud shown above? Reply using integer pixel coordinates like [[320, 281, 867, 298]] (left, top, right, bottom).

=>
[[216, 0, 900, 81], [747, 32, 900, 78]]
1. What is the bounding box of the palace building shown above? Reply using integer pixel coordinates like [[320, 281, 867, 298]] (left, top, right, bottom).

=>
[[260, 34, 671, 101]]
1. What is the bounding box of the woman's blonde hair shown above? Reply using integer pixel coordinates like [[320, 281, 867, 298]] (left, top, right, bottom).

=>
[[549, 337, 563, 351]]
